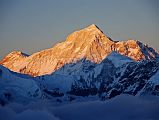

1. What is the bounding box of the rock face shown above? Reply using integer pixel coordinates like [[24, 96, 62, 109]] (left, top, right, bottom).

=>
[[0, 24, 158, 76]]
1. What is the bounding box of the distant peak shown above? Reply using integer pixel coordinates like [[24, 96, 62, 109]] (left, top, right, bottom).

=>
[[88, 24, 98, 28], [6, 51, 29, 57]]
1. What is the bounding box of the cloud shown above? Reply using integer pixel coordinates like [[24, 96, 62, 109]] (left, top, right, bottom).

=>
[[0, 106, 60, 120], [52, 95, 159, 120], [13, 110, 60, 120], [0, 95, 159, 120]]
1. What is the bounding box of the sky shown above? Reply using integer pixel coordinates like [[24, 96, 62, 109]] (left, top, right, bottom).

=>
[[0, 0, 159, 59]]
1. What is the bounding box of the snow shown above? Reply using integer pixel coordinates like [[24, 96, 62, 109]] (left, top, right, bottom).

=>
[[148, 70, 159, 84], [93, 64, 103, 78], [0, 53, 159, 120], [0, 65, 41, 102], [136, 69, 159, 96], [107, 52, 133, 68], [37, 74, 75, 92]]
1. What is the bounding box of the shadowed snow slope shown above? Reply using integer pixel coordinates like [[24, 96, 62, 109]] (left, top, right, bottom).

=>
[[0, 65, 41, 104]]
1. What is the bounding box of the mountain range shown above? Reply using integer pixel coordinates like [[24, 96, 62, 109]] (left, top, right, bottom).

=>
[[1, 24, 158, 76], [0, 24, 159, 105]]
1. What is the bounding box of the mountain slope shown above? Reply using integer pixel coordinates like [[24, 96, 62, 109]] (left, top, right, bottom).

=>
[[0, 65, 41, 105], [140, 69, 159, 96], [36, 53, 159, 100], [0, 53, 159, 104], [0, 24, 158, 76]]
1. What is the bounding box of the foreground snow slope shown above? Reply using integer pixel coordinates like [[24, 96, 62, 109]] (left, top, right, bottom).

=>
[[0, 65, 41, 104]]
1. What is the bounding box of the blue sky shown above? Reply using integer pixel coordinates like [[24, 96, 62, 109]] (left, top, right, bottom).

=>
[[0, 0, 159, 59]]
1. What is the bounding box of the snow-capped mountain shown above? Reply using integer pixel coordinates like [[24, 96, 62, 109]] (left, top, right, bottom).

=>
[[0, 52, 159, 105], [48, 52, 159, 99], [0, 24, 158, 76], [0, 24, 159, 105]]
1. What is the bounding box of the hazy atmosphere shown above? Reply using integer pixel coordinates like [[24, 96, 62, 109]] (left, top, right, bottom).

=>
[[0, 0, 159, 59]]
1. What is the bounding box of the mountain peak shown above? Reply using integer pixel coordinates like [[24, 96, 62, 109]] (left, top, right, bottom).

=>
[[1, 51, 27, 60], [7, 51, 29, 57], [87, 24, 99, 29], [84, 24, 104, 34], [64, 24, 115, 63], [66, 23, 112, 44], [0, 51, 28, 72]]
